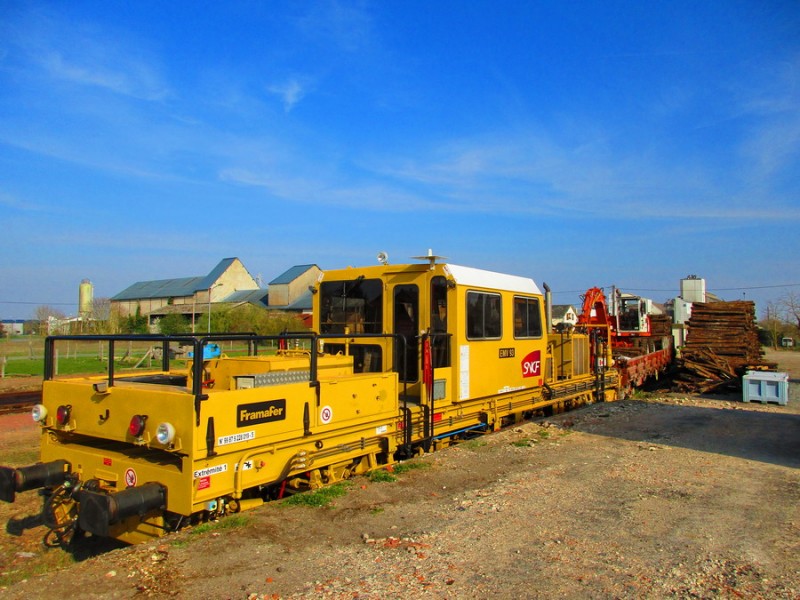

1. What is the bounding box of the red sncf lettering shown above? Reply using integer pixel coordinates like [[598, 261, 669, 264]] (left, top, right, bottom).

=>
[[521, 350, 541, 378]]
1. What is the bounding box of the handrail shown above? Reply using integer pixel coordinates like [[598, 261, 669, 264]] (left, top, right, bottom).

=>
[[42, 331, 432, 428]]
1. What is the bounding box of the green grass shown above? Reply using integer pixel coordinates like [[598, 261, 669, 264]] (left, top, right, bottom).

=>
[[189, 513, 251, 535], [1, 447, 41, 466], [0, 336, 260, 377], [511, 438, 532, 447], [0, 547, 76, 588], [281, 481, 351, 508], [392, 460, 431, 474], [368, 469, 397, 483], [461, 438, 488, 450]]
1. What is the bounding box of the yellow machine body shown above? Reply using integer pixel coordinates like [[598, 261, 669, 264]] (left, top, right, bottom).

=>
[[1, 257, 616, 544]]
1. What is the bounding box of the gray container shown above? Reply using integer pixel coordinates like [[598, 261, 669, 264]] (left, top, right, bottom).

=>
[[742, 371, 789, 406]]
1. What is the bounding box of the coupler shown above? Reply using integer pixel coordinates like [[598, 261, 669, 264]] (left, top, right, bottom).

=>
[[0, 460, 70, 503], [77, 483, 166, 537]]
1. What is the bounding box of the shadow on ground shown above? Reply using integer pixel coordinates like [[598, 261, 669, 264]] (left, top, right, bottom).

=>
[[568, 399, 800, 469]]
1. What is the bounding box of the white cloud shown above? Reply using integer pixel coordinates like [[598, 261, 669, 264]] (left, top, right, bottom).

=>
[[296, 1, 373, 53], [268, 78, 309, 112], [3, 7, 169, 101]]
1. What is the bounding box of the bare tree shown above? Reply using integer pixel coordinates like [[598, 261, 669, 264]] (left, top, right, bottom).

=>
[[34, 305, 66, 335], [88, 297, 114, 333], [779, 290, 800, 330], [91, 297, 111, 321], [761, 301, 783, 349]]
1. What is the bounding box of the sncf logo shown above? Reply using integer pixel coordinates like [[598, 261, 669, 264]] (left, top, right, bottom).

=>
[[521, 350, 541, 378]]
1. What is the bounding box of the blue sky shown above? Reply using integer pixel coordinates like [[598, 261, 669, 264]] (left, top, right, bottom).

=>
[[1, 1, 799, 321]]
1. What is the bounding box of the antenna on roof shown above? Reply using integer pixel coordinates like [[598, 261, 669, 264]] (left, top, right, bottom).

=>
[[412, 248, 446, 270]]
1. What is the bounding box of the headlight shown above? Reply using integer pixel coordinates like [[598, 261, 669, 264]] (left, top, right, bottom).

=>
[[31, 404, 48, 422], [156, 422, 176, 445]]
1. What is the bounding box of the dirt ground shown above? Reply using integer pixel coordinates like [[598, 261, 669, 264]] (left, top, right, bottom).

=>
[[1, 350, 798, 599]]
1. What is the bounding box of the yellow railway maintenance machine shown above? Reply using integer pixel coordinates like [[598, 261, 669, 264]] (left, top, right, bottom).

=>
[[0, 254, 617, 545]]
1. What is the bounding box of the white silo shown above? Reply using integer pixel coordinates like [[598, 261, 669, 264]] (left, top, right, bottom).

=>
[[79, 279, 94, 318]]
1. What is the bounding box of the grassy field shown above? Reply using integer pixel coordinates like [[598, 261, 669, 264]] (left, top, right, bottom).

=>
[[0, 336, 291, 377]]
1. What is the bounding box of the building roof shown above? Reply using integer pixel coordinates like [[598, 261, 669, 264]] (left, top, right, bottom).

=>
[[551, 305, 576, 319], [269, 264, 317, 285], [285, 289, 313, 311], [112, 276, 206, 301], [223, 289, 270, 309], [196, 257, 239, 291], [112, 258, 242, 301]]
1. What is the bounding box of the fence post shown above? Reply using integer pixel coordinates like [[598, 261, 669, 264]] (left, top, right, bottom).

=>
[[1, 356, 6, 379], [54, 349, 59, 376]]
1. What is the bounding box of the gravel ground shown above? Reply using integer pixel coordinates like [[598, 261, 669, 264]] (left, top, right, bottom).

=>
[[1, 350, 798, 599]]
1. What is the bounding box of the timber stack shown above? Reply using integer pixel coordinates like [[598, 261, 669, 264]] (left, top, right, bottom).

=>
[[673, 301, 765, 393]]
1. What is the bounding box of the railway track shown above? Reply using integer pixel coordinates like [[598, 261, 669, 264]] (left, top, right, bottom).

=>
[[0, 389, 41, 415]]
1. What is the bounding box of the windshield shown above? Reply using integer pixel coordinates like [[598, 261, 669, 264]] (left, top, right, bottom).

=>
[[319, 278, 383, 334]]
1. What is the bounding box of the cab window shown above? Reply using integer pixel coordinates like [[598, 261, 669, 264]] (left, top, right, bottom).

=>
[[466, 291, 502, 339], [513, 296, 542, 338], [319, 278, 383, 334]]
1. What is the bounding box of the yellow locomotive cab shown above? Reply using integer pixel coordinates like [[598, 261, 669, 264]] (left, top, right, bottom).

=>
[[0, 254, 617, 545]]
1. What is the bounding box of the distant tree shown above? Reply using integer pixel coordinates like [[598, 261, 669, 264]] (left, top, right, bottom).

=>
[[35, 305, 66, 322], [91, 297, 111, 321], [158, 313, 189, 335], [780, 291, 800, 330], [215, 305, 309, 336], [86, 297, 114, 333], [0, 321, 5, 337], [34, 305, 66, 335], [120, 306, 148, 334], [760, 301, 789, 349]]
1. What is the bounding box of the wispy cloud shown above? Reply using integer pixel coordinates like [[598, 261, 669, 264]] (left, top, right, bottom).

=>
[[736, 58, 800, 181], [2, 7, 169, 101], [296, 1, 373, 53], [268, 78, 311, 112], [39, 49, 168, 101], [0, 191, 45, 212]]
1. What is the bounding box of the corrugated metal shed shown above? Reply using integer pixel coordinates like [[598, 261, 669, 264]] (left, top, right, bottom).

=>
[[285, 290, 313, 311], [111, 258, 243, 301], [223, 289, 270, 309], [112, 276, 206, 301], [196, 258, 239, 291], [270, 264, 317, 285]]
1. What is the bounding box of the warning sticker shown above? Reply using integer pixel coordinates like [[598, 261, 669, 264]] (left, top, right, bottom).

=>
[[218, 430, 255, 446], [197, 476, 211, 490], [193, 464, 228, 479], [320, 405, 333, 424], [124, 468, 137, 488]]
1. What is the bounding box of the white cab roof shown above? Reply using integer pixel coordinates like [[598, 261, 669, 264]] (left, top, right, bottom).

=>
[[444, 264, 542, 295]]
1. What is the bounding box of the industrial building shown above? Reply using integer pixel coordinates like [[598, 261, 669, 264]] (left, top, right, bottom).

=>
[[110, 258, 318, 332]]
